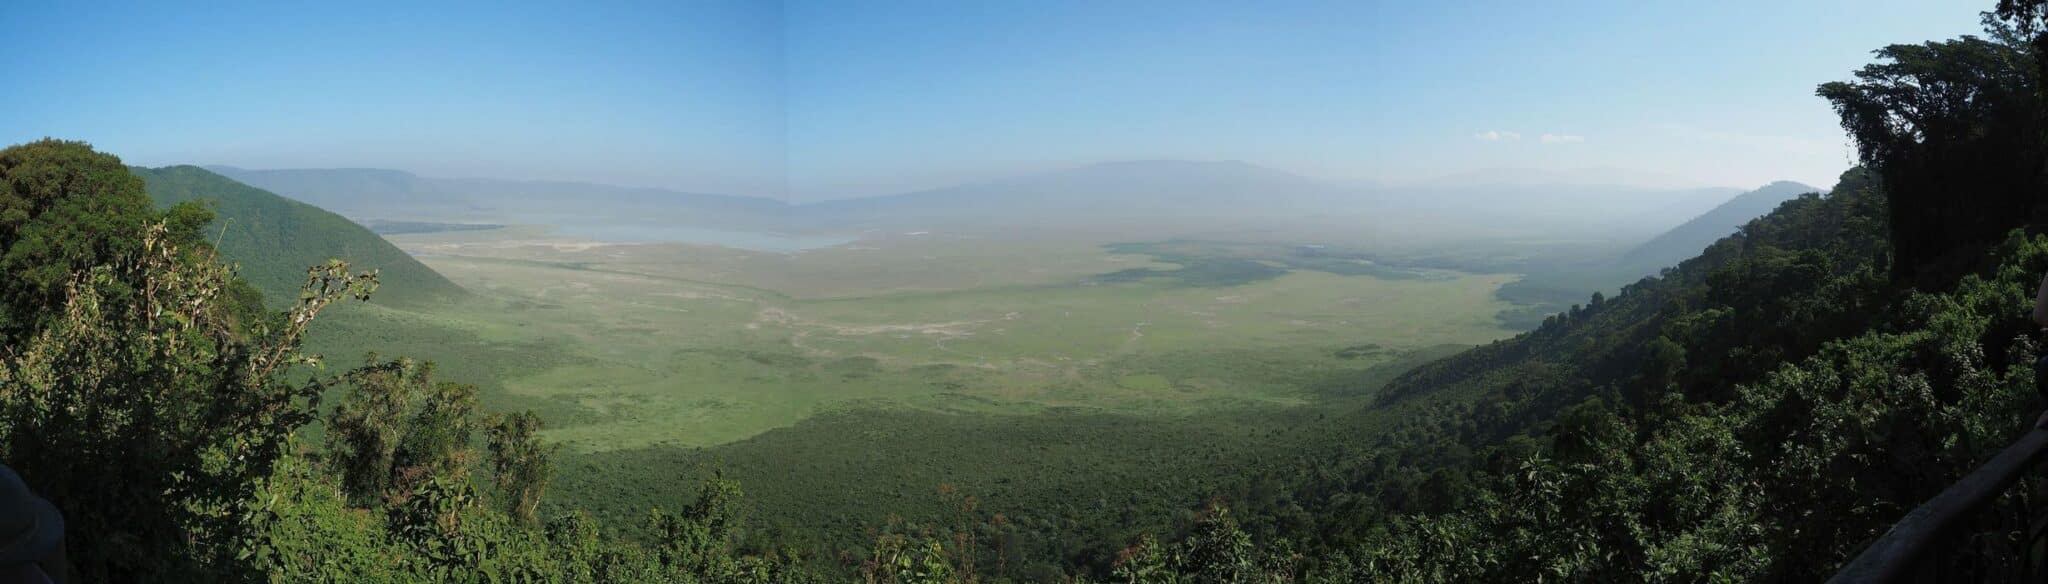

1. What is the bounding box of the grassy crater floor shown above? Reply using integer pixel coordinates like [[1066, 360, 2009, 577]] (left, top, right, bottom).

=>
[[310, 228, 1519, 452], [290, 226, 1527, 571]]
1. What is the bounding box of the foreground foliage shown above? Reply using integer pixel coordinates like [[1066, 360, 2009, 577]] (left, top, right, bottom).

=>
[[0, 2, 2043, 582], [1110, 4, 2048, 582], [0, 140, 822, 582]]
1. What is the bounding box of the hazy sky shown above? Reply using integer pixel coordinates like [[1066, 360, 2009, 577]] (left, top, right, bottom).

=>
[[2, 1, 1989, 201]]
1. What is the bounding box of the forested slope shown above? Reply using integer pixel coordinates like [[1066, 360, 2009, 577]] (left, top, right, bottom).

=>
[[4, 141, 833, 582], [136, 165, 466, 308], [1616, 179, 1820, 278], [1488, 180, 1827, 328], [1130, 6, 2048, 580]]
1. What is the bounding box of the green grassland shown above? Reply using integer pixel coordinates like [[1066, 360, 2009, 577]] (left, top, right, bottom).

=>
[[330, 228, 1518, 452], [291, 225, 1524, 571]]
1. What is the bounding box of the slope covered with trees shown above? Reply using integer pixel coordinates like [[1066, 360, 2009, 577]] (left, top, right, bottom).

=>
[[1111, 4, 2048, 581], [2, 141, 830, 582], [135, 165, 467, 308], [1486, 180, 1825, 329], [1615, 180, 1820, 278]]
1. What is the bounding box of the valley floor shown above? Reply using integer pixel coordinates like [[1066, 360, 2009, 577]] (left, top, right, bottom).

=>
[[329, 227, 1519, 451], [299, 225, 1526, 566]]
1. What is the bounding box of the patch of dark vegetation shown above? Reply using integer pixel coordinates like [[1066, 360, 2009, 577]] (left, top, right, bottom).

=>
[[1092, 239, 1434, 287], [1285, 246, 1432, 280], [1090, 257, 1287, 287], [822, 356, 882, 379], [1302, 344, 1471, 399], [690, 398, 738, 411], [551, 403, 1325, 579], [1332, 343, 1385, 359], [929, 392, 1012, 409], [743, 351, 811, 369], [909, 363, 960, 376]]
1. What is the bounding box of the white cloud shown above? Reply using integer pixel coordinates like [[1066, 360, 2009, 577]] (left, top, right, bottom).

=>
[[1539, 133, 1585, 144], [1475, 130, 1522, 141]]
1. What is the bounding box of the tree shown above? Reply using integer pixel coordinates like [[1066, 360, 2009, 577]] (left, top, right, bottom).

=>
[[1110, 534, 1177, 584], [0, 139, 155, 340], [1818, 28, 2044, 286], [1635, 334, 1686, 414], [394, 380, 481, 499], [1180, 504, 1257, 584], [0, 215, 376, 580], [863, 535, 956, 584], [1999, 1, 2048, 83], [325, 357, 427, 505], [487, 410, 554, 526], [650, 474, 749, 580], [326, 357, 487, 507]]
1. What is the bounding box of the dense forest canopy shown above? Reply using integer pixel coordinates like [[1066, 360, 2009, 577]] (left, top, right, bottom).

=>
[[0, 1, 2044, 582], [1818, 16, 2047, 288]]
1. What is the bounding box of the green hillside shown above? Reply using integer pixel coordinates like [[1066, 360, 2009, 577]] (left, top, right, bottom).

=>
[[135, 165, 466, 308], [1488, 180, 1823, 329], [1169, 19, 2048, 580], [1615, 179, 1820, 277]]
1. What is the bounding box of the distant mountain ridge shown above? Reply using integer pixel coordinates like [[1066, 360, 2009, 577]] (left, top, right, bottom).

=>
[[789, 160, 1373, 232], [1415, 166, 1712, 190], [214, 160, 1771, 246], [207, 165, 782, 229], [139, 165, 466, 308], [202, 166, 489, 221], [1618, 180, 1820, 277], [1489, 180, 1827, 328]]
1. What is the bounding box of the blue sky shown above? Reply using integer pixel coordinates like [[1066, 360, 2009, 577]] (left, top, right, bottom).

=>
[[1, 1, 784, 195], [2, 1, 1990, 200]]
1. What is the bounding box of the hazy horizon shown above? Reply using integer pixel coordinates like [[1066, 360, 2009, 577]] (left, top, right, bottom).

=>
[[3, 1, 1983, 201], [197, 158, 1802, 202]]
